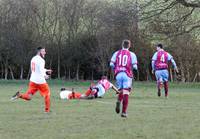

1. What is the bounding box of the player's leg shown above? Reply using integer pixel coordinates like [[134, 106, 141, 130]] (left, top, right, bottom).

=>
[[11, 82, 38, 100], [74, 93, 82, 99], [164, 81, 168, 97], [68, 92, 82, 99], [155, 71, 162, 97], [115, 73, 123, 114], [38, 83, 51, 112], [78, 88, 93, 99], [163, 70, 169, 97], [121, 75, 132, 117], [86, 88, 99, 99], [116, 74, 124, 102]]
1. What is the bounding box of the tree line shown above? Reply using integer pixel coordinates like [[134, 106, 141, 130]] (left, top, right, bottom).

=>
[[0, 0, 199, 82]]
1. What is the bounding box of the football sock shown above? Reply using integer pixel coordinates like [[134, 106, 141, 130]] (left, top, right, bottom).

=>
[[122, 94, 129, 113], [118, 92, 123, 102], [164, 82, 169, 97], [45, 94, 50, 112], [157, 81, 161, 96]]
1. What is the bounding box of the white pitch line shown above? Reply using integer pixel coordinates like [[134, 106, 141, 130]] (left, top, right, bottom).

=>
[[96, 100, 114, 105]]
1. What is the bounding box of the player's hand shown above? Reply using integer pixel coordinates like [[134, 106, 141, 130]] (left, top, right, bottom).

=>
[[46, 69, 53, 75], [116, 89, 121, 94], [116, 90, 120, 94], [152, 70, 154, 74]]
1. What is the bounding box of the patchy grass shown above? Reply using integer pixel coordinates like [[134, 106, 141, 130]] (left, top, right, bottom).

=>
[[0, 80, 200, 139]]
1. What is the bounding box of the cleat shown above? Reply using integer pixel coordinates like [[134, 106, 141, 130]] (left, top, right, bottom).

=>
[[115, 101, 121, 114], [11, 91, 20, 100], [121, 113, 128, 118]]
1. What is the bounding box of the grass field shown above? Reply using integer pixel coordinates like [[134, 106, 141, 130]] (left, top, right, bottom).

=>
[[0, 80, 200, 139]]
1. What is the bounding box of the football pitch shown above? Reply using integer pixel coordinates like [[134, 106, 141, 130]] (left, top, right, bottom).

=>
[[0, 80, 200, 139]]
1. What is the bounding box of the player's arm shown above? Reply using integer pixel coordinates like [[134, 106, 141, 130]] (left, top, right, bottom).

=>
[[46, 69, 53, 74], [109, 82, 120, 94], [39, 61, 50, 79], [131, 53, 138, 71], [168, 53, 179, 73], [151, 52, 157, 74], [112, 85, 120, 94]]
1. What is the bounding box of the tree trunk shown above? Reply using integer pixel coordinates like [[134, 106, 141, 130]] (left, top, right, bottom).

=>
[[91, 70, 94, 81], [63, 66, 67, 79], [68, 68, 71, 80], [146, 68, 151, 81], [4, 59, 8, 80], [192, 73, 197, 82], [20, 65, 24, 80], [1, 63, 3, 79], [179, 61, 185, 82], [57, 47, 61, 79], [9, 66, 15, 80], [27, 67, 31, 80], [76, 63, 79, 80], [186, 67, 190, 82]]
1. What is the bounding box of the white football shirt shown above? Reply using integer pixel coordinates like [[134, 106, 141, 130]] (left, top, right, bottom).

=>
[[30, 55, 47, 84]]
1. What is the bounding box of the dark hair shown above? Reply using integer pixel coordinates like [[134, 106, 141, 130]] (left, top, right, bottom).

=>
[[36, 47, 45, 53], [101, 76, 107, 80], [157, 43, 163, 48], [60, 88, 66, 91], [122, 40, 130, 48], [37, 47, 44, 50]]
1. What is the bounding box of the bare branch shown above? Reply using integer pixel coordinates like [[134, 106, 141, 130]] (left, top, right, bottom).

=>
[[140, 1, 178, 21], [176, 0, 200, 8]]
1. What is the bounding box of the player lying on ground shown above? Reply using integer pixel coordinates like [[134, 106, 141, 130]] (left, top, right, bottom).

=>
[[59, 76, 120, 100], [11, 47, 52, 113], [151, 43, 179, 98]]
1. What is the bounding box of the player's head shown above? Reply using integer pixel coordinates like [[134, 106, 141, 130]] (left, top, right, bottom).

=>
[[37, 47, 46, 58], [122, 39, 131, 49], [101, 75, 107, 80], [156, 43, 163, 51]]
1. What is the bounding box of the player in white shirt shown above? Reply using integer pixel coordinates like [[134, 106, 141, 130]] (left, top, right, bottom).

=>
[[11, 47, 52, 113]]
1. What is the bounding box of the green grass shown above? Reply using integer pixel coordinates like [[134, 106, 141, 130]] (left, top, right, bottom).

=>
[[0, 80, 200, 139]]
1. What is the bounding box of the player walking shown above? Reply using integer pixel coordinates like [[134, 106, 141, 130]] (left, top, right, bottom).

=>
[[11, 47, 52, 113], [110, 39, 138, 118], [151, 44, 178, 97]]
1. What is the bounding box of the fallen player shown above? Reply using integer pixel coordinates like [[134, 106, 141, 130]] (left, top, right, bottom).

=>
[[59, 76, 120, 100]]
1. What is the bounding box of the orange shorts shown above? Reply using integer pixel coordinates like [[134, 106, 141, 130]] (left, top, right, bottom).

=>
[[27, 81, 50, 97], [68, 92, 82, 99]]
